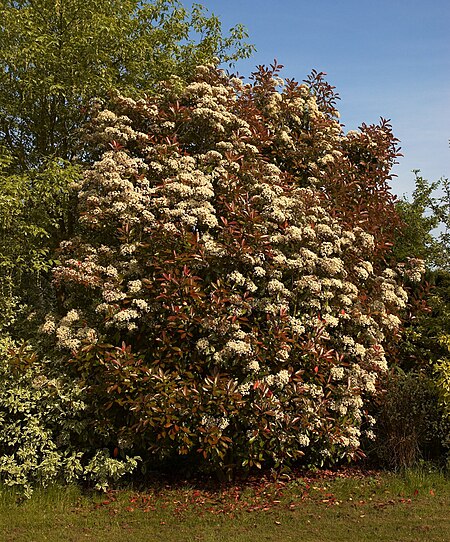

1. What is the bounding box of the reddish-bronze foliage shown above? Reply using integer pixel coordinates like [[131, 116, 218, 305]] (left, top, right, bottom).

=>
[[46, 63, 421, 475]]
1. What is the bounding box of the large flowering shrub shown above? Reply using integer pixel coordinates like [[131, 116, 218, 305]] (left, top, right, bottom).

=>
[[45, 63, 422, 473]]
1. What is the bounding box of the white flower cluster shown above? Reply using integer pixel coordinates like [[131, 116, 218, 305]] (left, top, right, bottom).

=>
[[201, 415, 230, 431], [264, 369, 290, 388], [48, 309, 98, 351], [397, 258, 426, 283]]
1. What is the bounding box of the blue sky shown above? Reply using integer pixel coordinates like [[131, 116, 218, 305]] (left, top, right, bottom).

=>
[[184, 0, 449, 198]]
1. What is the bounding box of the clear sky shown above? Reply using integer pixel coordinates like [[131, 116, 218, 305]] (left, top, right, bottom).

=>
[[183, 0, 449, 198]]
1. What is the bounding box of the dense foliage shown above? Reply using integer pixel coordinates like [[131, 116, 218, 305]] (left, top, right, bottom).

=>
[[0, 0, 253, 336], [39, 63, 424, 475], [374, 370, 448, 468], [0, 337, 139, 496], [1, 1, 448, 496], [0, 0, 253, 167], [0, 150, 80, 335], [391, 174, 450, 458]]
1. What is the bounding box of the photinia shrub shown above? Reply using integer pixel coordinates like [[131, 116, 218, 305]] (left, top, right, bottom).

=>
[[44, 63, 423, 474]]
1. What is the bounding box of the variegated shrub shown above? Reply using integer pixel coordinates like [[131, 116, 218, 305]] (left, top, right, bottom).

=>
[[0, 337, 139, 496]]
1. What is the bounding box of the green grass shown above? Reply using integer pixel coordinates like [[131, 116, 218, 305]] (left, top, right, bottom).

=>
[[1, 468, 449, 542]]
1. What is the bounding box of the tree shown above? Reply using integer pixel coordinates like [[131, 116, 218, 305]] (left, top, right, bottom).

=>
[[393, 173, 450, 372], [43, 63, 421, 474], [395, 172, 450, 270], [0, 0, 253, 168], [0, 148, 80, 334], [392, 174, 450, 458]]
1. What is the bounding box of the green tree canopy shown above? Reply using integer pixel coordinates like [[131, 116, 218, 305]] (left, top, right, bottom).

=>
[[0, 0, 254, 168], [395, 172, 450, 271]]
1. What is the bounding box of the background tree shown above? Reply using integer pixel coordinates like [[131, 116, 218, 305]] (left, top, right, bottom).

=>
[[0, 0, 253, 168], [0, 147, 80, 335], [393, 173, 450, 371], [375, 172, 450, 468], [395, 172, 450, 270]]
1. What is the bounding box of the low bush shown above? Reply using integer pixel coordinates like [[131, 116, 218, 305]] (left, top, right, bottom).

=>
[[0, 337, 139, 497], [372, 369, 448, 469]]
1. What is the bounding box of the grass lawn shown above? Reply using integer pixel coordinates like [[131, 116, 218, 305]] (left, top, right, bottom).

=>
[[1, 468, 449, 542]]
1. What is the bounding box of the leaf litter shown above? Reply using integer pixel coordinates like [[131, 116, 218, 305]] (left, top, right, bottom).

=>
[[85, 466, 435, 518]]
